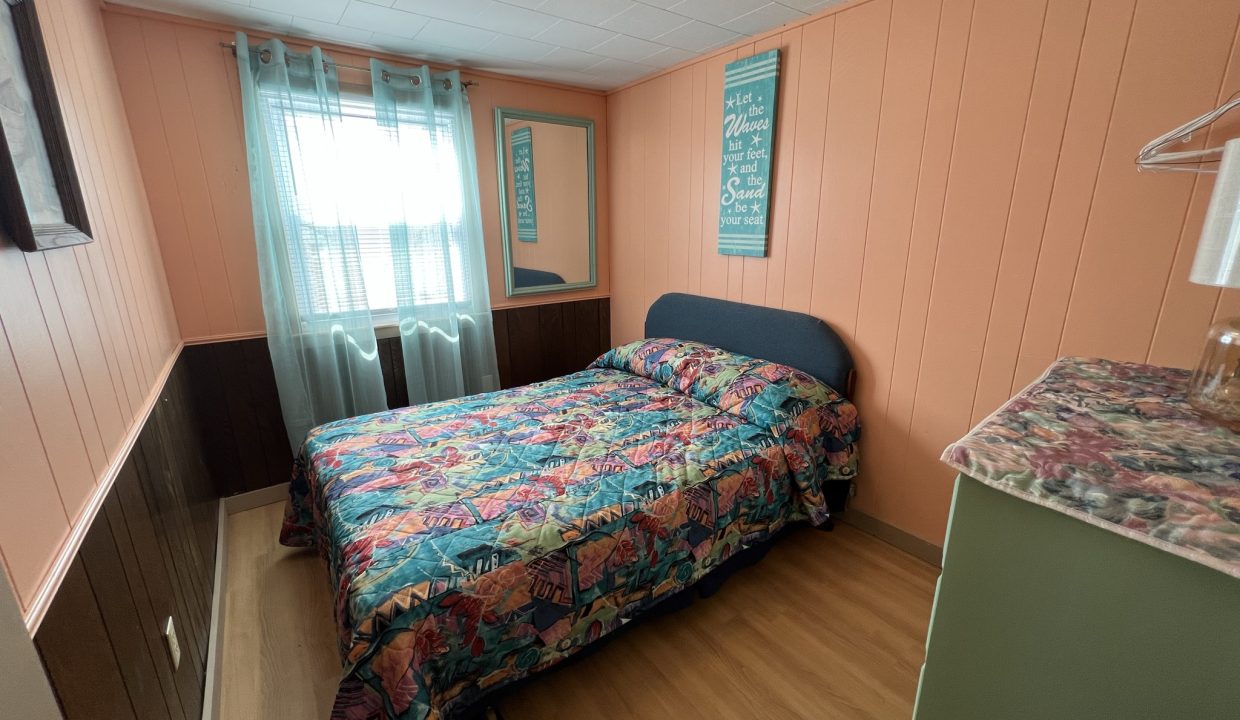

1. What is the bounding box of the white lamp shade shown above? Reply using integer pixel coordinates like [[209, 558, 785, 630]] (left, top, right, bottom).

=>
[[1192, 137, 1240, 288]]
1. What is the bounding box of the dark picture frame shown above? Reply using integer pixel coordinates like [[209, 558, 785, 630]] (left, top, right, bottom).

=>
[[0, 0, 91, 252]]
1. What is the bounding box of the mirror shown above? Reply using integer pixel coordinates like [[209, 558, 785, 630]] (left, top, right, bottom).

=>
[[495, 108, 596, 296]]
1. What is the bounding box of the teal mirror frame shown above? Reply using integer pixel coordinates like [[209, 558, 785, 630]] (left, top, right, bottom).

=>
[[494, 107, 597, 297]]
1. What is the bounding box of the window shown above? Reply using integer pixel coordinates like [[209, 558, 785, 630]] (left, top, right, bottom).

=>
[[259, 86, 472, 321]]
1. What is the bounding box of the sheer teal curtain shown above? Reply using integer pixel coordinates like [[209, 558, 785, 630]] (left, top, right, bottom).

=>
[[370, 61, 500, 403], [236, 33, 388, 450]]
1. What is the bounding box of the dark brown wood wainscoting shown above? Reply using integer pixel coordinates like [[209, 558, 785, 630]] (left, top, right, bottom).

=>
[[493, 298, 611, 389], [35, 352, 217, 720], [182, 338, 292, 498]]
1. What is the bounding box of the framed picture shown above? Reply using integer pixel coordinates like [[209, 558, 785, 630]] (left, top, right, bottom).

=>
[[0, 0, 91, 252]]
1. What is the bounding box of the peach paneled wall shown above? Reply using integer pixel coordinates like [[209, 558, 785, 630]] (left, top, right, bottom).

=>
[[607, 0, 1240, 544], [0, 0, 178, 611], [100, 6, 610, 343]]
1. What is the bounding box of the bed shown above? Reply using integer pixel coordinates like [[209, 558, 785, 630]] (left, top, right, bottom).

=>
[[281, 293, 860, 720]]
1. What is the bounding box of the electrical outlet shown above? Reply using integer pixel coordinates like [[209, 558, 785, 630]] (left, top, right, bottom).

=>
[[163, 617, 181, 671]]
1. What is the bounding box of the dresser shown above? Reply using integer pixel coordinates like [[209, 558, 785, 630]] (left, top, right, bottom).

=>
[[913, 358, 1240, 719]]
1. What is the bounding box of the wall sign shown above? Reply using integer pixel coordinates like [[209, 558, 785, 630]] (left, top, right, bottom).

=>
[[717, 49, 779, 257], [511, 126, 538, 242]]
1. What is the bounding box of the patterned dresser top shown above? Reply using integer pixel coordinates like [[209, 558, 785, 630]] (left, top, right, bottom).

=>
[[943, 357, 1240, 579]]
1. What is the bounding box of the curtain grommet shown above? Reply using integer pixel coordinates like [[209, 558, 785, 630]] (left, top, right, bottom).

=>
[[442, 79, 452, 90], [259, 48, 272, 64], [382, 69, 391, 83], [411, 75, 421, 86]]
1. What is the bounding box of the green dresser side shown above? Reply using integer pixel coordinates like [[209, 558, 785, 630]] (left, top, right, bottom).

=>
[[914, 474, 1240, 720]]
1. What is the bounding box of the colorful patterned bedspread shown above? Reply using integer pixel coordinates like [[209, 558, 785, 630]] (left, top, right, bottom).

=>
[[281, 339, 860, 720]]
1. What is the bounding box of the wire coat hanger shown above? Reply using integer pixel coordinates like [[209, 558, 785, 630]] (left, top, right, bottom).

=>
[[1137, 93, 1240, 173]]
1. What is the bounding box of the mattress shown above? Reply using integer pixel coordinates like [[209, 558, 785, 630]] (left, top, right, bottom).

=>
[[281, 338, 860, 719]]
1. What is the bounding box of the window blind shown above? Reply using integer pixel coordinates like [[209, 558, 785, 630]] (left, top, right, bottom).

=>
[[259, 87, 473, 321]]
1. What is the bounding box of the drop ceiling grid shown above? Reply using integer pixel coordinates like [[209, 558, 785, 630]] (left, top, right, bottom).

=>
[[107, 0, 847, 90]]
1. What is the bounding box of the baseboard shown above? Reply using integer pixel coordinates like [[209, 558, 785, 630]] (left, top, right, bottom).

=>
[[203, 485, 288, 719], [222, 483, 290, 515], [841, 510, 943, 567], [201, 502, 228, 720]]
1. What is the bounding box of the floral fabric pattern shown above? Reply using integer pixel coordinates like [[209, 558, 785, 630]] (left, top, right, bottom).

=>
[[282, 339, 860, 719], [943, 357, 1240, 578]]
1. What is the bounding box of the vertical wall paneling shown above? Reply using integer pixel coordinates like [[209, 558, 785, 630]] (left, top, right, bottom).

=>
[[141, 19, 239, 336], [968, 0, 1092, 424], [667, 68, 692, 300], [605, 0, 1240, 544], [0, 0, 179, 612], [102, 7, 612, 342], [902, 0, 1048, 543], [183, 339, 292, 498], [491, 298, 612, 389], [1011, 0, 1138, 387], [850, 0, 943, 533], [36, 354, 221, 720], [808, 0, 890, 337], [1146, 22, 1240, 365], [35, 560, 138, 720], [1057, 2, 1239, 360], [782, 16, 835, 316]]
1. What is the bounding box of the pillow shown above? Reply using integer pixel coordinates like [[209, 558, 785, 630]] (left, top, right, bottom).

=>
[[590, 338, 856, 437]]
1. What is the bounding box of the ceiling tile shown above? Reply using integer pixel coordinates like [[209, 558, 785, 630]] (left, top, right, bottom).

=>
[[587, 57, 653, 83], [470, 57, 541, 74], [391, 0, 487, 24], [114, 0, 811, 91], [538, 46, 607, 69], [528, 67, 607, 88], [590, 33, 663, 63], [640, 45, 696, 66], [415, 18, 499, 49], [393, 0, 556, 36], [469, 1, 560, 36], [340, 2, 430, 37], [290, 16, 377, 46], [721, 2, 805, 35], [368, 31, 423, 55], [251, 0, 350, 24], [533, 19, 616, 51], [600, 3, 689, 40], [535, 0, 633, 26], [483, 33, 556, 61], [667, 0, 769, 25], [776, 0, 845, 10], [653, 18, 739, 52], [372, 34, 495, 65], [216, 3, 295, 33]]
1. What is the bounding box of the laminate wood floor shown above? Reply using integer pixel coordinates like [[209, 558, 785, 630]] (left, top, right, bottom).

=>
[[219, 502, 936, 720]]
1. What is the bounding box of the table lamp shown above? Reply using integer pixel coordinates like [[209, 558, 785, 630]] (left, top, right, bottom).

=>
[[1187, 137, 1240, 424]]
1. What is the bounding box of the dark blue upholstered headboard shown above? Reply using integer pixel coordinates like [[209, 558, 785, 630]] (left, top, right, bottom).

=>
[[644, 293, 854, 395], [512, 267, 567, 288]]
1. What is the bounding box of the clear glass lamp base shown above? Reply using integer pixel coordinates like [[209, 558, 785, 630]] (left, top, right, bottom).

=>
[[1188, 316, 1240, 428]]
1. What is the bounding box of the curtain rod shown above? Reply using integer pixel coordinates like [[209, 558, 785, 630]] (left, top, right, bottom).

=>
[[218, 41, 478, 89]]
